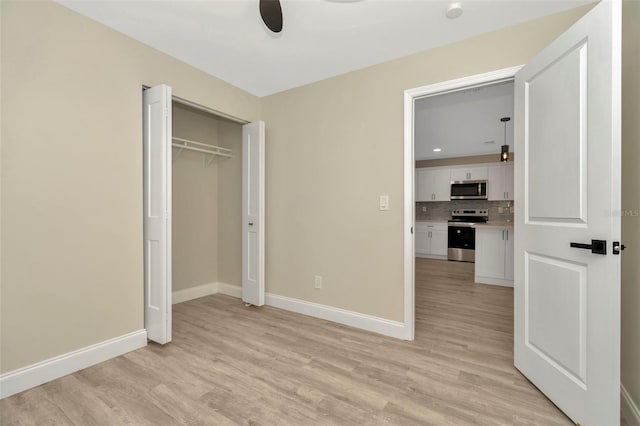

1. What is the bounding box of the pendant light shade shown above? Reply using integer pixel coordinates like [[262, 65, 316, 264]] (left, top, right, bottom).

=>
[[500, 117, 511, 162], [501, 144, 509, 162]]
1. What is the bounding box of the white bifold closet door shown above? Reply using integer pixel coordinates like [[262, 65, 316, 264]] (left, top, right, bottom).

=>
[[143, 84, 172, 344], [513, 1, 621, 424], [242, 121, 265, 306]]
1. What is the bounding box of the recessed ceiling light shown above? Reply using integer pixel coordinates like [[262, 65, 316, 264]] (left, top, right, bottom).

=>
[[433, 148, 442, 152], [446, 3, 463, 19]]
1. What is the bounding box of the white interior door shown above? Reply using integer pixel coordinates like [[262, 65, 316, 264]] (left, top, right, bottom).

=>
[[514, 1, 621, 424], [242, 121, 265, 306], [143, 84, 172, 344]]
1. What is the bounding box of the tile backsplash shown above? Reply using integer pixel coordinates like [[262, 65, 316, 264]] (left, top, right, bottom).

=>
[[416, 200, 514, 222]]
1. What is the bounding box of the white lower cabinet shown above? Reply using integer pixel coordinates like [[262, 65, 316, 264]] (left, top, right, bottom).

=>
[[475, 227, 514, 286], [415, 222, 448, 259]]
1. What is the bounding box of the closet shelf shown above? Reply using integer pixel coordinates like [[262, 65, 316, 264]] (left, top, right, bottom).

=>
[[172, 137, 232, 165]]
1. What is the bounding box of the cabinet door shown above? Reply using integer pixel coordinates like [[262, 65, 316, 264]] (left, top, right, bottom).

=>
[[415, 229, 430, 255], [467, 166, 488, 180], [475, 228, 506, 279], [450, 167, 468, 181], [416, 168, 450, 201], [504, 229, 514, 280], [487, 165, 506, 200], [451, 166, 488, 181], [432, 169, 451, 201], [430, 229, 448, 256], [415, 169, 430, 202], [503, 163, 514, 200], [488, 164, 515, 200]]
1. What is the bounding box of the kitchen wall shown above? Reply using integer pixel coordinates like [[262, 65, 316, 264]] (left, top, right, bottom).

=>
[[621, 0, 640, 422], [260, 5, 593, 322], [0, 0, 260, 374], [416, 200, 514, 222]]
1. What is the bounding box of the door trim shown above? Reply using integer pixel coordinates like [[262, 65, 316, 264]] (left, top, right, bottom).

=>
[[402, 65, 523, 340]]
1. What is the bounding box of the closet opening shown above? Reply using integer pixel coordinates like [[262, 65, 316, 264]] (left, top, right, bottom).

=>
[[142, 85, 265, 345], [171, 98, 245, 306]]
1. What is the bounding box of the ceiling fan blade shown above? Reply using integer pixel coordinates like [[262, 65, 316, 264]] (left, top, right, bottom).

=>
[[259, 0, 283, 33]]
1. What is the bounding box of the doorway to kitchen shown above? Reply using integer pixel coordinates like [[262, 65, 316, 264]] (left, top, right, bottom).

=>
[[404, 66, 521, 340]]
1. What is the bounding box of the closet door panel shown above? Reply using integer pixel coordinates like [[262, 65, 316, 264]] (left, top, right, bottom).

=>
[[143, 84, 172, 345], [242, 121, 265, 306]]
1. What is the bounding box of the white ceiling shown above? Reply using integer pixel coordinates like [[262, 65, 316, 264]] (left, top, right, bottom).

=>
[[56, 0, 590, 97], [414, 80, 514, 160]]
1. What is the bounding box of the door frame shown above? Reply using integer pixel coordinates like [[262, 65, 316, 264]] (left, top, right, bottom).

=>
[[402, 65, 523, 340]]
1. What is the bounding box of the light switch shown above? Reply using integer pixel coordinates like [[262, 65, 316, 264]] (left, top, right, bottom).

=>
[[379, 195, 389, 211]]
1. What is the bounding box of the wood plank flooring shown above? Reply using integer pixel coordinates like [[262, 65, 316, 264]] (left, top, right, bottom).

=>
[[0, 258, 572, 425]]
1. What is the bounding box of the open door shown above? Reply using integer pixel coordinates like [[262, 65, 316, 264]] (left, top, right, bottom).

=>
[[514, 1, 621, 424], [143, 84, 172, 344], [242, 121, 265, 306]]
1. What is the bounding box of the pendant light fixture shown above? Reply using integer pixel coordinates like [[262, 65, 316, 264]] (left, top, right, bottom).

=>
[[500, 116, 511, 162]]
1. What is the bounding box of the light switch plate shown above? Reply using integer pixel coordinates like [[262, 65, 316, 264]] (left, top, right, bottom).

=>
[[379, 195, 389, 211]]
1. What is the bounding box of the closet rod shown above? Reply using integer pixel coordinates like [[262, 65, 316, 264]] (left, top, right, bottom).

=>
[[172, 137, 232, 158]]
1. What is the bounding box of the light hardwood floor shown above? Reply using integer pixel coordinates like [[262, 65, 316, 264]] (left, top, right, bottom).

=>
[[0, 258, 572, 425]]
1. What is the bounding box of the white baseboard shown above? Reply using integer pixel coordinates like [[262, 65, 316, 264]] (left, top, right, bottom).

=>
[[475, 275, 514, 287], [0, 329, 147, 399], [265, 293, 406, 340], [622, 384, 640, 426], [416, 254, 448, 260], [217, 282, 242, 299], [172, 282, 218, 304]]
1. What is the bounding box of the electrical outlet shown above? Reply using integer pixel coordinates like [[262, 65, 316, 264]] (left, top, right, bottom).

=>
[[422, 206, 427, 213], [510, 206, 514, 213], [498, 207, 504, 214], [314, 275, 322, 289]]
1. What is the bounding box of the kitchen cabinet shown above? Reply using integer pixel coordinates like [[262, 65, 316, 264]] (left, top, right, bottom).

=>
[[450, 166, 488, 182], [415, 222, 448, 259], [416, 168, 450, 202], [487, 163, 514, 200], [475, 227, 514, 286]]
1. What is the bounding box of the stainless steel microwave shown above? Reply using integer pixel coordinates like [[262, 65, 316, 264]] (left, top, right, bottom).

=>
[[450, 180, 488, 200]]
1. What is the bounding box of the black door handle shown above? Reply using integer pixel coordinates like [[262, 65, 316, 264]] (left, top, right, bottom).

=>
[[570, 239, 607, 255]]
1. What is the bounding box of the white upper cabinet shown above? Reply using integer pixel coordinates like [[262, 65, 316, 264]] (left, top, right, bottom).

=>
[[487, 163, 514, 200], [450, 166, 488, 181], [416, 168, 450, 202]]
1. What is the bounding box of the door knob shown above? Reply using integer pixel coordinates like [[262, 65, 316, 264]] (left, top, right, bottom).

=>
[[248, 222, 254, 226], [570, 239, 607, 255]]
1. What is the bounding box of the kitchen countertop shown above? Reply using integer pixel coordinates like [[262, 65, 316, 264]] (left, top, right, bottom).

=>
[[416, 219, 449, 224], [472, 221, 514, 229]]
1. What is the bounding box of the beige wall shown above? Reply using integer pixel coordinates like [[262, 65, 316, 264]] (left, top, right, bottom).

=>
[[0, 0, 259, 373], [172, 105, 219, 291], [621, 0, 640, 416], [260, 5, 593, 321], [217, 121, 244, 287]]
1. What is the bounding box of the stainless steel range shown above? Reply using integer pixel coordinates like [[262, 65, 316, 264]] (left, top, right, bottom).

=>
[[447, 209, 488, 262]]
